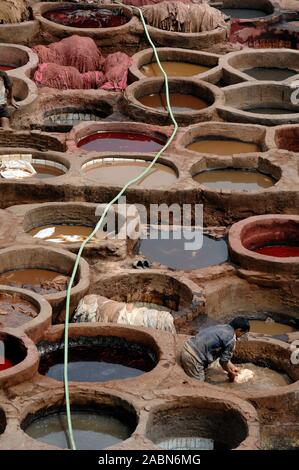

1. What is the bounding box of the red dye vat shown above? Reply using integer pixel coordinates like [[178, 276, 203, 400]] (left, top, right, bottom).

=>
[[43, 8, 129, 29], [0, 65, 14, 71], [254, 245, 299, 257], [0, 356, 13, 371], [78, 132, 165, 153]]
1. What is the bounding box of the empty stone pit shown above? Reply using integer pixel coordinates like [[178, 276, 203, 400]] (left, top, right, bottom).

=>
[[0, 44, 37, 73], [218, 0, 275, 20], [44, 104, 113, 132], [145, 396, 255, 450]]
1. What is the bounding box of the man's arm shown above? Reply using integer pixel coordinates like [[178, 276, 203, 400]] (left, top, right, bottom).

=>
[[219, 339, 239, 378]]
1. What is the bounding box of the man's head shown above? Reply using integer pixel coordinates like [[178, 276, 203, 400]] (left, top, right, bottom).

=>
[[229, 317, 250, 338]]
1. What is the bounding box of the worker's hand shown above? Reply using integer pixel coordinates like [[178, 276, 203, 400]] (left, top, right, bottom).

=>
[[229, 364, 240, 374], [11, 99, 19, 110], [228, 370, 239, 382]]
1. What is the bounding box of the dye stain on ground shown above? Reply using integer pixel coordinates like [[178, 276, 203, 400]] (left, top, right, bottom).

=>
[[83, 159, 177, 188], [139, 94, 208, 112], [43, 7, 129, 28], [38, 338, 156, 382], [24, 411, 131, 450], [0, 292, 38, 328], [187, 137, 261, 155], [0, 269, 70, 295], [140, 62, 211, 78], [78, 132, 165, 153], [193, 169, 275, 191], [139, 228, 228, 270]]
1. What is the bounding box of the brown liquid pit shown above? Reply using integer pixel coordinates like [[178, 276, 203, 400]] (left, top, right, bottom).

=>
[[187, 138, 261, 155], [140, 61, 211, 78], [250, 320, 296, 335], [0, 292, 38, 328], [34, 164, 65, 179], [0, 269, 70, 295], [138, 94, 208, 112], [206, 362, 292, 391], [28, 225, 102, 244], [193, 169, 275, 191], [83, 160, 177, 188]]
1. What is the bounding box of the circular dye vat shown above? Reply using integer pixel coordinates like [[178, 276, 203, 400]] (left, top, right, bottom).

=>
[[39, 337, 156, 382], [0, 292, 38, 328], [187, 137, 261, 155], [206, 363, 292, 392], [33, 164, 65, 179], [28, 225, 100, 244], [220, 8, 267, 19], [138, 94, 208, 113], [245, 107, 295, 115], [253, 244, 299, 257], [140, 62, 211, 78], [249, 320, 296, 335], [0, 269, 70, 295], [139, 228, 228, 270], [43, 7, 129, 28], [243, 67, 298, 81], [0, 334, 27, 372], [24, 410, 131, 450], [83, 159, 177, 188], [78, 132, 165, 153], [193, 169, 275, 191]]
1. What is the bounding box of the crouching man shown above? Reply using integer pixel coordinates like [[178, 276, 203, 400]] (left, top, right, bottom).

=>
[[0, 71, 18, 129], [181, 317, 250, 382]]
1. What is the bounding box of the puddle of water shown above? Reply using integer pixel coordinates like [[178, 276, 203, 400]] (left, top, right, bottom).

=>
[[243, 67, 297, 81], [0, 269, 69, 295], [253, 244, 299, 257], [220, 8, 267, 19], [0, 292, 38, 328], [187, 137, 260, 155], [205, 362, 292, 391], [78, 132, 165, 153], [83, 160, 177, 188], [43, 7, 128, 28], [138, 94, 208, 112], [140, 62, 211, 78], [39, 344, 154, 382], [249, 319, 296, 335], [193, 169, 275, 190], [25, 411, 131, 450], [28, 225, 101, 244], [139, 228, 228, 270]]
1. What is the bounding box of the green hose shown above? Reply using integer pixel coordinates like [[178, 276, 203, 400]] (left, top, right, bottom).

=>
[[63, 4, 179, 450]]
